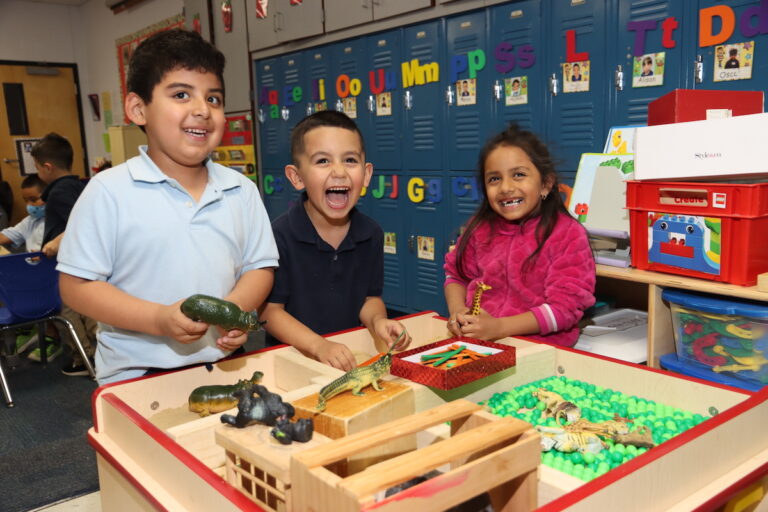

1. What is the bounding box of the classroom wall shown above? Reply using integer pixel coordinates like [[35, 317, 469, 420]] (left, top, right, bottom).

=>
[[0, 0, 183, 171]]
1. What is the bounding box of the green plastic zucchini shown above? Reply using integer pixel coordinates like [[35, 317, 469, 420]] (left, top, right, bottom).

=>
[[180, 294, 264, 331], [188, 371, 264, 417]]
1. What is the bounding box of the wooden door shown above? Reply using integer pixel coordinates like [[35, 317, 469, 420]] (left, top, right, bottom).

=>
[[0, 63, 86, 224]]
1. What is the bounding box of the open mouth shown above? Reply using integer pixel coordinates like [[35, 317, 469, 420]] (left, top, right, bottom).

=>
[[184, 128, 208, 139], [500, 198, 523, 208], [326, 186, 350, 209]]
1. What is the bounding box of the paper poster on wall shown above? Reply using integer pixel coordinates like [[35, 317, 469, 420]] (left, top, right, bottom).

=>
[[714, 41, 754, 82], [563, 61, 589, 93], [376, 92, 391, 116], [314, 101, 327, 112], [101, 92, 113, 128], [343, 97, 357, 118], [603, 126, 639, 154], [384, 232, 397, 254], [632, 52, 665, 88], [504, 76, 528, 106], [456, 78, 477, 106], [14, 138, 42, 176], [417, 236, 435, 261]]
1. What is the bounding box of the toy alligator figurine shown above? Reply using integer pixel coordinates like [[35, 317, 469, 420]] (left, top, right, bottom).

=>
[[564, 417, 630, 440], [181, 294, 265, 331], [188, 371, 263, 417], [533, 388, 582, 425], [314, 330, 405, 412]]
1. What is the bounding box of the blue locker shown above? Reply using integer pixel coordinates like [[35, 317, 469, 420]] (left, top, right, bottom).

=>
[[402, 20, 445, 171], [447, 171, 482, 247], [367, 171, 407, 310], [255, 57, 281, 170], [275, 52, 307, 169], [546, 0, 610, 183], [261, 170, 291, 221], [305, 45, 333, 118], [363, 29, 403, 171], [489, 0, 546, 137], [403, 172, 449, 315], [610, 0, 690, 126], [695, 0, 768, 95], [445, 9, 492, 171], [329, 39, 367, 117]]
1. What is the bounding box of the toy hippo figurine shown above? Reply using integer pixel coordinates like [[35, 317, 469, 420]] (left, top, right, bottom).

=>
[[221, 384, 314, 444], [188, 371, 263, 417], [181, 294, 265, 331]]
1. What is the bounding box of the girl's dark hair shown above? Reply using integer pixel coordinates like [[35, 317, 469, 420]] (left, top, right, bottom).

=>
[[454, 124, 569, 281], [127, 28, 225, 104]]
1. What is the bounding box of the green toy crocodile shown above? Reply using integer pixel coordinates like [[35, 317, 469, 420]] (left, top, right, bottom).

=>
[[188, 371, 264, 417], [314, 331, 405, 412]]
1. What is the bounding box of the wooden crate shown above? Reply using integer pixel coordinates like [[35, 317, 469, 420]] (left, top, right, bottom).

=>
[[291, 399, 540, 512], [215, 423, 333, 512]]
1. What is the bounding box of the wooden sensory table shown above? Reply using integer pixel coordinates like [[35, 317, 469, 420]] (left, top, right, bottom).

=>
[[89, 311, 768, 511]]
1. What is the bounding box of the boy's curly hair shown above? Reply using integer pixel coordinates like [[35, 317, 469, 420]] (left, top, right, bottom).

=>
[[127, 28, 225, 103]]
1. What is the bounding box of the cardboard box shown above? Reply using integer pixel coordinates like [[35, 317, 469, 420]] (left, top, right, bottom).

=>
[[634, 113, 768, 181], [647, 89, 763, 126], [627, 180, 768, 286]]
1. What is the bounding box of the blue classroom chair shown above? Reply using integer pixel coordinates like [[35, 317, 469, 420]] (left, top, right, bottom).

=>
[[0, 252, 95, 407]]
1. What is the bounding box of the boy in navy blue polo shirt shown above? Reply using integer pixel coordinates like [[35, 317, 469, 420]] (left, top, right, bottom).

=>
[[260, 111, 411, 371]]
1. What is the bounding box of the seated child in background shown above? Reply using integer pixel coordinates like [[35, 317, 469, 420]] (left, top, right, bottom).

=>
[[29, 133, 98, 370], [444, 124, 595, 346], [0, 174, 46, 253], [0, 175, 51, 356], [260, 111, 411, 371], [57, 29, 278, 385]]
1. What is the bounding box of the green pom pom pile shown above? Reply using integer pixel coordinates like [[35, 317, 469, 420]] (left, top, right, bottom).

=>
[[481, 376, 708, 481]]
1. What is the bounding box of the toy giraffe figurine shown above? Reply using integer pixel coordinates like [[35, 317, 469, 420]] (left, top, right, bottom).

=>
[[470, 282, 492, 315]]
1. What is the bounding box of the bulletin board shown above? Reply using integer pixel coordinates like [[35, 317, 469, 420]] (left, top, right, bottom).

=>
[[116, 14, 185, 124]]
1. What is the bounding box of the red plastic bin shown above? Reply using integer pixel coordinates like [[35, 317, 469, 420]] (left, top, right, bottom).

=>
[[627, 180, 768, 286]]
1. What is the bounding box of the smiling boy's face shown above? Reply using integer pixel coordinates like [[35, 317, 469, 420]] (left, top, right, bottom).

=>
[[125, 67, 225, 177], [286, 126, 372, 227]]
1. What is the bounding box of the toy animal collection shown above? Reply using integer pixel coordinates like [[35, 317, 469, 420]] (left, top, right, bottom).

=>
[[181, 294, 265, 331], [188, 371, 264, 417]]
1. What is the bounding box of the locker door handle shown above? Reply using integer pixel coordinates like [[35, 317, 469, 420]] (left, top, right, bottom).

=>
[[404, 90, 413, 110], [493, 80, 503, 101], [335, 98, 344, 112], [694, 55, 704, 84], [361, 0, 371, 8], [445, 85, 455, 105], [274, 12, 283, 32], [257, 108, 265, 124], [280, 105, 289, 121], [614, 65, 624, 91], [306, 102, 314, 116], [549, 73, 559, 96], [367, 95, 376, 112], [408, 235, 416, 253]]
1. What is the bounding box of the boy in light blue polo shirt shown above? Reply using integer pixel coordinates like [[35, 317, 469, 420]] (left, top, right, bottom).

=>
[[57, 29, 278, 385]]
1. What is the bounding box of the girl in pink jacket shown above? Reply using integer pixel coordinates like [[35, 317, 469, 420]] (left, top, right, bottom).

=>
[[444, 125, 595, 347]]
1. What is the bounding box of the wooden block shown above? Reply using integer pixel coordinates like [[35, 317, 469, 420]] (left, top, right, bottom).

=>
[[758, 272, 768, 292], [292, 380, 415, 473]]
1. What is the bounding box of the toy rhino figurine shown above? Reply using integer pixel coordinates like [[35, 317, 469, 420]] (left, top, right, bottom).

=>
[[181, 294, 265, 331], [188, 371, 264, 417]]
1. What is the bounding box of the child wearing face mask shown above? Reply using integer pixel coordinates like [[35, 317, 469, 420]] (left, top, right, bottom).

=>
[[0, 174, 52, 357], [0, 174, 47, 252]]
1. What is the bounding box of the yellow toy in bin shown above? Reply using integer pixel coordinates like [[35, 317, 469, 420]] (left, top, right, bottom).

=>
[[663, 288, 768, 389]]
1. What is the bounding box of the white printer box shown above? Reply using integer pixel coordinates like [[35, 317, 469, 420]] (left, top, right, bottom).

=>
[[634, 112, 768, 180]]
